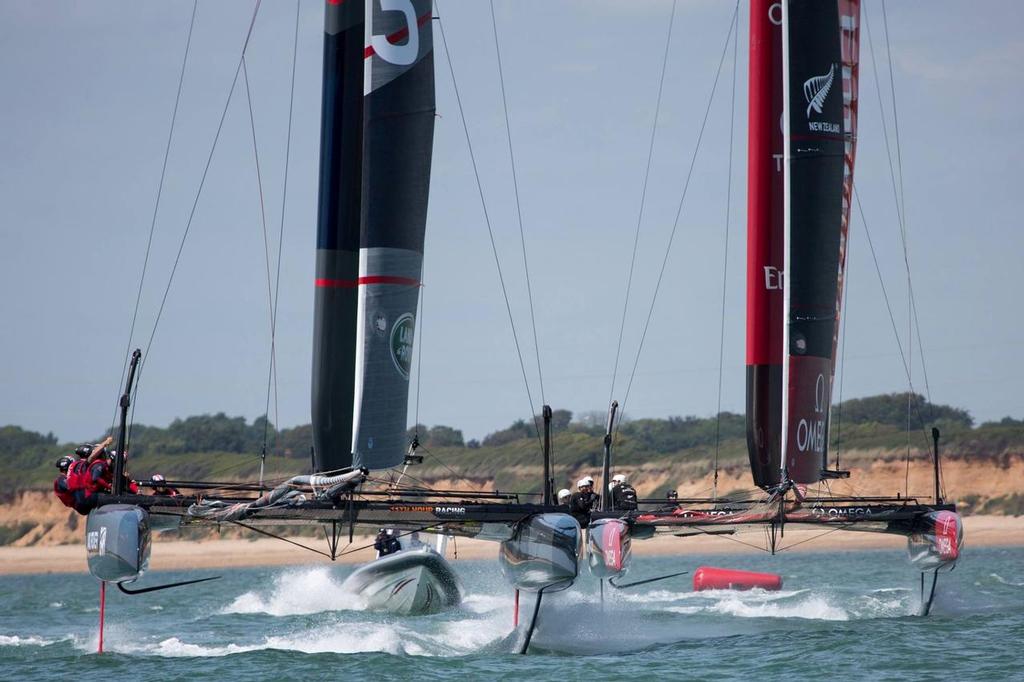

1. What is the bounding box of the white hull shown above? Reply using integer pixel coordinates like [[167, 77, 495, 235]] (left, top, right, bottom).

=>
[[341, 546, 462, 615]]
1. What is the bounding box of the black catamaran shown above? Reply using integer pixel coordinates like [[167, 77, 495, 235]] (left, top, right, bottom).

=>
[[83, 0, 963, 653]]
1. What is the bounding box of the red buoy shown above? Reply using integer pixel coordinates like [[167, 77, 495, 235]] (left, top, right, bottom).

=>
[[693, 566, 783, 591]]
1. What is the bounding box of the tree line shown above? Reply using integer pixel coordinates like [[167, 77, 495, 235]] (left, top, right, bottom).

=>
[[0, 392, 1013, 493]]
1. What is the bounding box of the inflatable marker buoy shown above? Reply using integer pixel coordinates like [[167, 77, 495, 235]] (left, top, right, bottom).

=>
[[692, 566, 782, 591]]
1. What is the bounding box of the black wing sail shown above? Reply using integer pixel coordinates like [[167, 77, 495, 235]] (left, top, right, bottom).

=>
[[352, 0, 435, 470], [780, 0, 847, 484], [312, 0, 366, 472]]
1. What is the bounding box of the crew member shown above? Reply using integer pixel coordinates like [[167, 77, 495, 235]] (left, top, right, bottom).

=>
[[150, 474, 180, 497], [374, 528, 402, 557], [556, 488, 571, 506], [53, 456, 75, 509], [609, 473, 638, 511], [66, 437, 113, 515], [569, 476, 599, 524]]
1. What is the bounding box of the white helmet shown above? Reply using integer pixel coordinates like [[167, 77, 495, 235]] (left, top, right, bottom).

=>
[[576, 476, 594, 489], [612, 474, 627, 485], [557, 488, 571, 503]]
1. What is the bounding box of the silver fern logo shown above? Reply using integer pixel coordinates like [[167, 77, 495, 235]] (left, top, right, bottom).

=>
[[803, 64, 836, 117]]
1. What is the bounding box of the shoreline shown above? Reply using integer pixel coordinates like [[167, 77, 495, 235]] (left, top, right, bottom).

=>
[[0, 515, 1020, 576]]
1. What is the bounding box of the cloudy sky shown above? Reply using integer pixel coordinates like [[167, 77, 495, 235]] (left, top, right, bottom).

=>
[[2, 0, 1022, 443]]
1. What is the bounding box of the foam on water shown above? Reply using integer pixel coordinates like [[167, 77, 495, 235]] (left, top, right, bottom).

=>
[[709, 593, 848, 620], [461, 592, 511, 615], [267, 625, 427, 656], [990, 573, 1024, 587], [222, 566, 363, 616], [0, 635, 61, 647], [150, 637, 262, 658]]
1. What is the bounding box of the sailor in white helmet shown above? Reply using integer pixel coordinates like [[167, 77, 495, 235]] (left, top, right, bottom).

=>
[[568, 475, 599, 523], [556, 488, 571, 506], [609, 473, 638, 511]]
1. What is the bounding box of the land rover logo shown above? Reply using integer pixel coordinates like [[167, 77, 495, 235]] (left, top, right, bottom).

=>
[[390, 313, 415, 379]]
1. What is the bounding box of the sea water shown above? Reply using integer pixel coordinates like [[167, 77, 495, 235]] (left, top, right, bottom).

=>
[[2, 546, 1023, 680]]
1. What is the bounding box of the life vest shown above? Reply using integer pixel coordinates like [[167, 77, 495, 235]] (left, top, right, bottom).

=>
[[53, 476, 75, 508], [86, 459, 113, 495], [65, 459, 90, 492]]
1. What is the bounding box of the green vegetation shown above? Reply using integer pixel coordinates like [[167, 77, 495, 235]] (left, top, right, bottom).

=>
[[3, 392, 1023, 496], [0, 521, 36, 545]]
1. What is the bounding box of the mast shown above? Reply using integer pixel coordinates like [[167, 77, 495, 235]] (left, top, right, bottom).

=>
[[779, 0, 851, 485], [745, 0, 785, 489], [311, 0, 365, 473], [351, 0, 435, 470]]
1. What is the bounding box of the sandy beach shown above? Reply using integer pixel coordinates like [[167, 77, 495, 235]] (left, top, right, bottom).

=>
[[0, 515, 1020, 576]]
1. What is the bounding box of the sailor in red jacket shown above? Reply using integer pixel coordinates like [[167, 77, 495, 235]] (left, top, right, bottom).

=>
[[66, 436, 113, 515], [87, 451, 140, 497], [53, 456, 75, 509]]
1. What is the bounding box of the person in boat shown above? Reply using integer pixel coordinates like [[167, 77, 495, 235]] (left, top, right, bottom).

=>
[[569, 476, 599, 524], [53, 456, 75, 510], [65, 436, 114, 515], [557, 488, 571, 506], [609, 473, 638, 511], [374, 528, 402, 557], [73, 445, 140, 514], [150, 474, 180, 497]]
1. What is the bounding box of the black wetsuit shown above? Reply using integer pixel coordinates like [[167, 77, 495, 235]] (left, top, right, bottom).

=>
[[568, 491, 600, 524], [611, 484, 638, 511], [375, 533, 402, 557]]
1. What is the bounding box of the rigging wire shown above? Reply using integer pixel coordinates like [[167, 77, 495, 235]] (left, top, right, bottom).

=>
[[712, 1, 739, 500], [879, 2, 916, 475], [853, 188, 934, 466], [111, 0, 198, 433], [774, 522, 855, 553], [607, 0, 677, 407], [865, 3, 936, 489], [865, 6, 934, 403], [618, 2, 740, 431], [434, 4, 544, 458], [833, 221, 852, 471], [413, 260, 426, 439], [881, 1, 938, 480], [240, 56, 276, 487], [134, 0, 264, 394], [126, 0, 262, 455], [260, 0, 302, 470], [489, 0, 546, 409], [416, 445, 483, 492]]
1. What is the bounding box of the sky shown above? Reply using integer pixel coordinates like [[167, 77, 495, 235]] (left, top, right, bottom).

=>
[[1, 0, 1022, 444]]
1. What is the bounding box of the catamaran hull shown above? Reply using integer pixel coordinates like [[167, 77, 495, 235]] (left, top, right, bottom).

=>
[[340, 547, 462, 615], [500, 513, 581, 592], [85, 504, 150, 583], [907, 510, 963, 572], [587, 518, 632, 579]]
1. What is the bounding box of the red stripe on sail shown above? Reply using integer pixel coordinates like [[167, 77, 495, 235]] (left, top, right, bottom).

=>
[[363, 12, 432, 59], [316, 276, 420, 288]]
